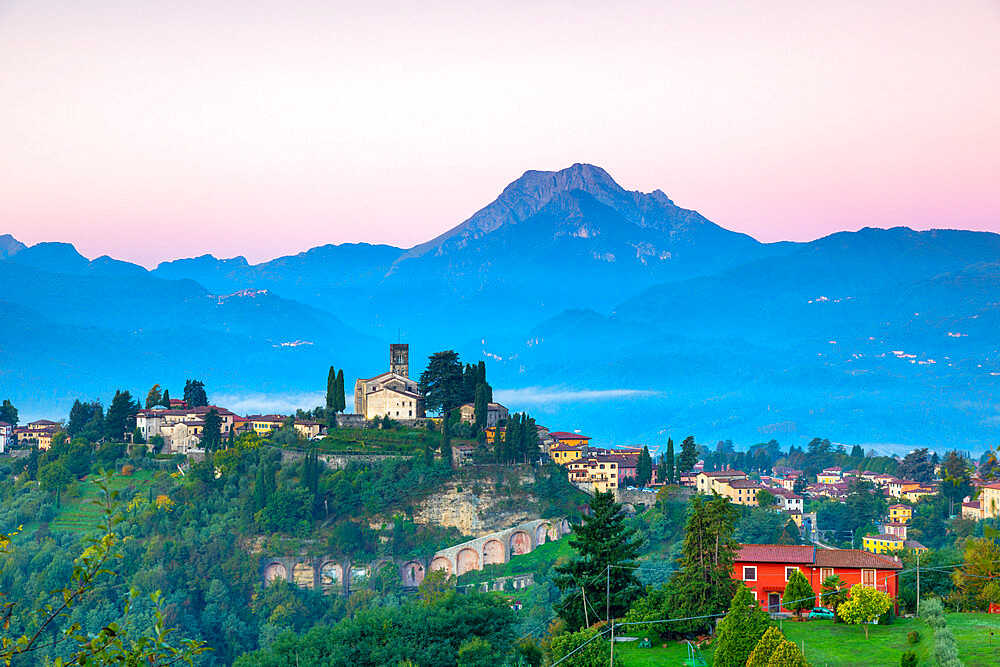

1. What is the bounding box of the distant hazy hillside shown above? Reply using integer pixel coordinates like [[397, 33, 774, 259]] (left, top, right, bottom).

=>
[[2, 165, 998, 450]]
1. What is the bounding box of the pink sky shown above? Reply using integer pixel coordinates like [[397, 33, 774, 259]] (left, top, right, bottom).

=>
[[1, 0, 998, 267]]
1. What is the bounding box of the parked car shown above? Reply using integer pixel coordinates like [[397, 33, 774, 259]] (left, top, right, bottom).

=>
[[808, 607, 835, 619]]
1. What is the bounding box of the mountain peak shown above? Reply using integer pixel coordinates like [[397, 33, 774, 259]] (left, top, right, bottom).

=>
[[402, 164, 682, 259], [0, 234, 26, 259]]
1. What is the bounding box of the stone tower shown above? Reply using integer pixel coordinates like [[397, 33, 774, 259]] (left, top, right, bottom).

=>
[[390, 343, 409, 378]]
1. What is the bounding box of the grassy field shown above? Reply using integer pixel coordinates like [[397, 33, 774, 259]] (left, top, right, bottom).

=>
[[48, 469, 160, 533], [612, 613, 1000, 666]]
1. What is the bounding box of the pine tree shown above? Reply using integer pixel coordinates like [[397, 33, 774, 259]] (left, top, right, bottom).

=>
[[0, 399, 18, 428], [713, 585, 771, 667], [183, 380, 208, 407], [636, 446, 653, 486], [105, 390, 134, 442], [554, 491, 644, 630], [664, 494, 740, 635], [746, 627, 785, 667], [666, 438, 675, 483], [782, 568, 815, 620]]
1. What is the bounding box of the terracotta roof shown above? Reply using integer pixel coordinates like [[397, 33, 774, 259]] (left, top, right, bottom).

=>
[[29, 419, 58, 426], [736, 544, 815, 564], [814, 549, 902, 570], [728, 479, 765, 489], [962, 501, 982, 508], [867, 534, 905, 542], [549, 432, 592, 440], [904, 540, 927, 550], [888, 504, 911, 510], [700, 470, 748, 478], [0, 421, 10, 427]]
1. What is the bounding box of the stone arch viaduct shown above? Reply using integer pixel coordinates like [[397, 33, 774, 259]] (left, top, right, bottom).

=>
[[260, 518, 571, 595]]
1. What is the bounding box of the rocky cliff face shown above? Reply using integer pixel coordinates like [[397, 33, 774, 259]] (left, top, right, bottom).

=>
[[411, 469, 540, 537]]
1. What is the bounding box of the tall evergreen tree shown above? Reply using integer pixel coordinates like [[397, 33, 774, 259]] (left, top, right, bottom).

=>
[[26, 446, 38, 480], [67, 399, 89, 437], [636, 446, 653, 486], [664, 494, 740, 635], [161, 388, 170, 407], [677, 435, 698, 473], [105, 390, 134, 442], [335, 370, 346, 413], [183, 380, 208, 407], [201, 408, 222, 452], [419, 351, 465, 415], [665, 438, 675, 483], [326, 365, 337, 420], [0, 399, 18, 427], [473, 383, 488, 433], [713, 585, 771, 667], [554, 491, 644, 630]]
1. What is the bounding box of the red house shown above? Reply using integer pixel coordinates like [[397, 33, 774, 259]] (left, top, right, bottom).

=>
[[733, 544, 901, 612]]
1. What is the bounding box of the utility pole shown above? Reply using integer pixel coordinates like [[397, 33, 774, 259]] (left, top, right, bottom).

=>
[[609, 619, 615, 666], [581, 585, 590, 628], [916, 549, 921, 615], [606, 564, 611, 625]]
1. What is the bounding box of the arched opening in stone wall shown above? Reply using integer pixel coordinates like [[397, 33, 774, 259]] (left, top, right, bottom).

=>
[[263, 563, 287, 585], [402, 561, 425, 587], [349, 565, 369, 589], [430, 556, 453, 575], [292, 563, 314, 588], [483, 539, 505, 565], [535, 523, 551, 547], [509, 530, 531, 556], [320, 561, 342, 592], [456, 548, 479, 575]]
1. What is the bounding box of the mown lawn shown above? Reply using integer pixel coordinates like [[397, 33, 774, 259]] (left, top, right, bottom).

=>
[[613, 613, 1000, 666]]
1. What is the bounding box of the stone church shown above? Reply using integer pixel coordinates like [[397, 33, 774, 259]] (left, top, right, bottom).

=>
[[354, 344, 426, 420]]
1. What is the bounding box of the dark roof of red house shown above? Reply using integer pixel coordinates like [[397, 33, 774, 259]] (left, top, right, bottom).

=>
[[813, 549, 902, 570], [736, 544, 815, 564]]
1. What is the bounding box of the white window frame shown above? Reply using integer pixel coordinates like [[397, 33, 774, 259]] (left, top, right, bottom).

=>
[[743, 566, 757, 582], [820, 568, 834, 580], [785, 566, 798, 581]]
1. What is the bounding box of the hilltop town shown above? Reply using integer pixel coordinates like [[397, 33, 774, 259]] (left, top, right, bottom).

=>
[[2, 344, 999, 665]]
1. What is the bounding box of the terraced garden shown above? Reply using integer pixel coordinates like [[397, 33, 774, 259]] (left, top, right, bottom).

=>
[[49, 469, 160, 533]]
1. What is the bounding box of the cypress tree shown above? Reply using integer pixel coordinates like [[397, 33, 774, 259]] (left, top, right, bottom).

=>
[[666, 438, 675, 484], [473, 383, 488, 433], [636, 446, 653, 486], [161, 389, 170, 407], [656, 454, 667, 486], [678, 435, 698, 473], [336, 370, 346, 413], [326, 366, 337, 422]]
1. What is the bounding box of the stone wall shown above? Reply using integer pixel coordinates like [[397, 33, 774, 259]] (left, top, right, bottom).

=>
[[260, 517, 570, 594]]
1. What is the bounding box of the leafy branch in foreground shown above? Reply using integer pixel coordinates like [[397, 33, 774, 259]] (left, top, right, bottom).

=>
[[0, 471, 209, 666]]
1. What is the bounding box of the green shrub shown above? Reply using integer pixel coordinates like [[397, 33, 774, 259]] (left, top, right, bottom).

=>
[[907, 630, 921, 644], [900, 650, 917, 667]]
